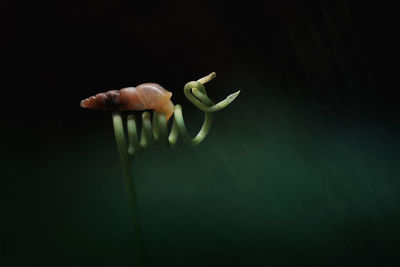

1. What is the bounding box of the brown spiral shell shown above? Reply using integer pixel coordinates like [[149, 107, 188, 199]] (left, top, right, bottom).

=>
[[80, 83, 174, 120]]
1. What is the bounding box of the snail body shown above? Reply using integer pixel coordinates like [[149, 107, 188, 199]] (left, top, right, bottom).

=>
[[80, 83, 174, 120]]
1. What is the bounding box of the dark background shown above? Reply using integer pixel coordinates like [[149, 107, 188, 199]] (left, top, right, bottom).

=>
[[1, 0, 399, 265]]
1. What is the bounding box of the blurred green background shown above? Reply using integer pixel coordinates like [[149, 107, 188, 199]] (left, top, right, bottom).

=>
[[2, 0, 399, 265]]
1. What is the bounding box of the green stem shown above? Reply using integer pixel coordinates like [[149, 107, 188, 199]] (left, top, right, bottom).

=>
[[112, 112, 147, 266]]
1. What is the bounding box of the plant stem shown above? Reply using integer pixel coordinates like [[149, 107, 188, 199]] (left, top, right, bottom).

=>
[[112, 112, 147, 266]]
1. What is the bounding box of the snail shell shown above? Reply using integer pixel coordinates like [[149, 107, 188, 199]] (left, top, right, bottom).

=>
[[80, 83, 174, 120]]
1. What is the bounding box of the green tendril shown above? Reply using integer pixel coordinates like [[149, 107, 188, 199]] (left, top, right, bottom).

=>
[[114, 72, 240, 158], [111, 72, 240, 266]]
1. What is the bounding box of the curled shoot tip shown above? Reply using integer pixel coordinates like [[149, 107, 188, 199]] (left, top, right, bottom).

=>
[[183, 73, 240, 113]]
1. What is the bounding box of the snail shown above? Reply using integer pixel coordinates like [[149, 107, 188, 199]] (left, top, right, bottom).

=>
[[80, 83, 174, 120]]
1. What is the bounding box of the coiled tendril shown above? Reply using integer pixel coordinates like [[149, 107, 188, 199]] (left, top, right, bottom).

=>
[[108, 72, 240, 264], [112, 72, 240, 161]]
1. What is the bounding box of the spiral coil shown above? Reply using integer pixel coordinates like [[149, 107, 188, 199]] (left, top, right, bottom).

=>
[[112, 72, 240, 160]]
